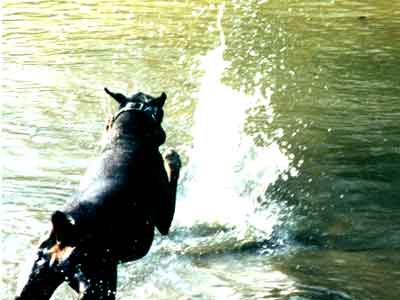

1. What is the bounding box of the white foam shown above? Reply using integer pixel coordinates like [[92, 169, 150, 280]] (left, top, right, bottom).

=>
[[175, 5, 290, 239]]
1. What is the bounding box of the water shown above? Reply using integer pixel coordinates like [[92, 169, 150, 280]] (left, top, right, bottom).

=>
[[2, 1, 400, 299]]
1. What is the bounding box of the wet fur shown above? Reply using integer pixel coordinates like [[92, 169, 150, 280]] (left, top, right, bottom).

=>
[[48, 243, 75, 266], [16, 89, 181, 300]]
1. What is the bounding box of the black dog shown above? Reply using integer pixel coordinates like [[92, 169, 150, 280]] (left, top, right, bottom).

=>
[[16, 88, 181, 300]]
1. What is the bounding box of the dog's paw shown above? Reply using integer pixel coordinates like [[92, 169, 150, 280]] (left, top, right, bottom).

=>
[[164, 149, 181, 175]]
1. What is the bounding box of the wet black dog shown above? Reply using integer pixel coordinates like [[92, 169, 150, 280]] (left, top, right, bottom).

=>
[[16, 88, 181, 300]]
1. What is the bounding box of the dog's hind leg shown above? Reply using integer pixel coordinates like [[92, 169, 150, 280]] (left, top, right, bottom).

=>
[[15, 238, 64, 300], [66, 259, 117, 300]]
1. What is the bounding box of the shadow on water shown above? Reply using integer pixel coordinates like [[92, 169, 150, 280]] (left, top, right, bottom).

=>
[[2, 0, 400, 299]]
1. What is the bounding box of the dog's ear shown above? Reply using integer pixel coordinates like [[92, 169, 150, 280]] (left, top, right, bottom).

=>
[[153, 92, 167, 107], [104, 87, 128, 105]]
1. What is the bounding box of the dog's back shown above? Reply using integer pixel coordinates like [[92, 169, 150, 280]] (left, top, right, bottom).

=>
[[16, 88, 181, 300], [58, 90, 171, 261]]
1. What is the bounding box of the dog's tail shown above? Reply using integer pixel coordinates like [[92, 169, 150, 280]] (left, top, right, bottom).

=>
[[51, 211, 77, 246]]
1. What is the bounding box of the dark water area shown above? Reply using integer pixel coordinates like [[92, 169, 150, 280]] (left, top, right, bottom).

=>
[[2, 1, 400, 299]]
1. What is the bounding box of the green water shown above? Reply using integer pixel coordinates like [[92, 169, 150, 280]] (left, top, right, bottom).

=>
[[2, 1, 400, 299]]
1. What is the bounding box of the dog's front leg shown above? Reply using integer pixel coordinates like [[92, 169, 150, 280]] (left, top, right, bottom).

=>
[[152, 149, 181, 235], [164, 149, 181, 189]]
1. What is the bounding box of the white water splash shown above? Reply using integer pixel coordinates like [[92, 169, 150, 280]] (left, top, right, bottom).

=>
[[175, 5, 290, 241]]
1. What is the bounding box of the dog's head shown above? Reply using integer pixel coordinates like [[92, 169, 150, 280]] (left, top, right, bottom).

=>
[[104, 87, 167, 145]]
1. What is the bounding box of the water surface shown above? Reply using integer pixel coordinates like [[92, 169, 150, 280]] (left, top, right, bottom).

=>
[[2, 1, 400, 299]]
